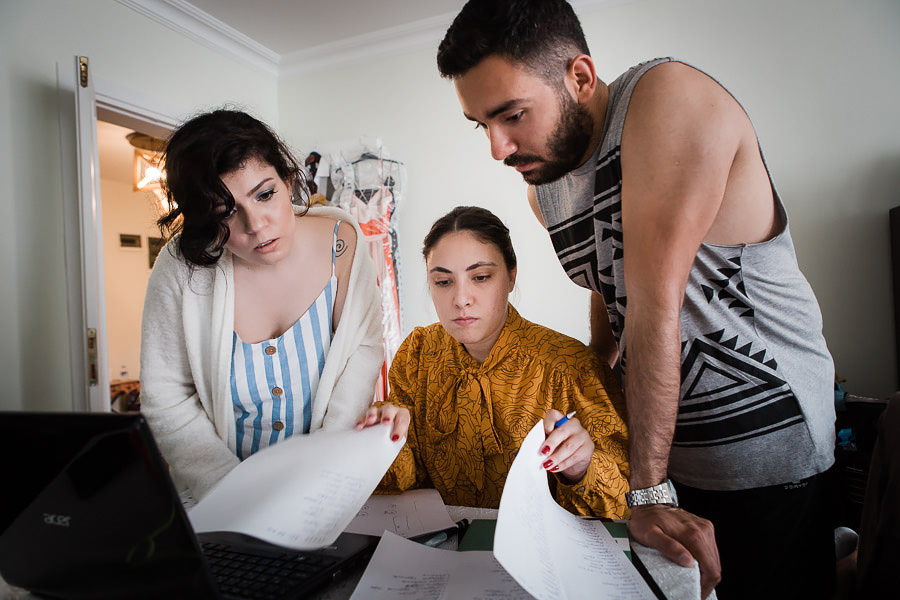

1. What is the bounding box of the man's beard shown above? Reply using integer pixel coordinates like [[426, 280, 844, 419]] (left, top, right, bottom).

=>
[[504, 93, 594, 185]]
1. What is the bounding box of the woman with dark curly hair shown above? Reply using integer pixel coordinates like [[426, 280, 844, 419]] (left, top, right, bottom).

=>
[[140, 109, 383, 499]]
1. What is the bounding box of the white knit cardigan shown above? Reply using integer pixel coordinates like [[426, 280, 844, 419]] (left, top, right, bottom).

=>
[[139, 205, 384, 499]]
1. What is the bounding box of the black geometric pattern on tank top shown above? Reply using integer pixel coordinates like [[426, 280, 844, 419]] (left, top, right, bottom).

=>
[[699, 255, 755, 319], [548, 204, 599, 290], [673, 330, 802, 448], [592, 148, 627, 342], [546, 146, 626, 342]]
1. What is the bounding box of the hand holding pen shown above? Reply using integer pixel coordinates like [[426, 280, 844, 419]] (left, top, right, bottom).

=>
[[540, 409, 595, 483]]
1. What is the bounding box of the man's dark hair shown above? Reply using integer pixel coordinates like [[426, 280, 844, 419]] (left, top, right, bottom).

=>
[[158, 109, 308, 267], [423, 206, 517, 272], [437, 0, 589, 83]]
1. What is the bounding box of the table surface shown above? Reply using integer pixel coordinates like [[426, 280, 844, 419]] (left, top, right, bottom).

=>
[[0, 506, 710, 600]]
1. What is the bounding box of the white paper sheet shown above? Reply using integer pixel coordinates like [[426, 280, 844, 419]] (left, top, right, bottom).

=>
[[493, 422, 656, 600], [349, 531, 532, 600], [344, 489, 456, 538], [188, 424, 402, 550]]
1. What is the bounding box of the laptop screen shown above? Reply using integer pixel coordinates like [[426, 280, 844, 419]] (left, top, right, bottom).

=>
[[0, 412, 219, 599]]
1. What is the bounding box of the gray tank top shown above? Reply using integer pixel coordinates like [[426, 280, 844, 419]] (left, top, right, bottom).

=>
[[535, 58, 835, 490]]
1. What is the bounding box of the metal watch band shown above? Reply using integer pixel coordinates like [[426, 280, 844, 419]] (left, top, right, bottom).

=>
[[625, 480, 677, 508]]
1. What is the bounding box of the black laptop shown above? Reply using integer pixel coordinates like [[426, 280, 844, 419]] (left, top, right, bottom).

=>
[[0, 411, 379, 599]]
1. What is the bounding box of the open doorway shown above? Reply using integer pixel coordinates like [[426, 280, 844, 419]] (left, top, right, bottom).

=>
[[58, 55, 180, 413], [96, 120, 170, 412]]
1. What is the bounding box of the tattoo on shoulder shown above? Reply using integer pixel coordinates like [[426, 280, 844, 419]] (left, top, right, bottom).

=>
[[335, 238, 347, 257]]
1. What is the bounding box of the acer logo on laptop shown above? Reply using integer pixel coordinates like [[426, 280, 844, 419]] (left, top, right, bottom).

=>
[[43, 513, 71, 527]]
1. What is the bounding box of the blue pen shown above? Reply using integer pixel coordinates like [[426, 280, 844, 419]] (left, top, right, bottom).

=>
[[554, 410, 576, 428]]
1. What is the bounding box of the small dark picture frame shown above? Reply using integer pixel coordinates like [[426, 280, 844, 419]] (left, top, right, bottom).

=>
[[119, 233, 141, 248], [148, 237, 165, 268]]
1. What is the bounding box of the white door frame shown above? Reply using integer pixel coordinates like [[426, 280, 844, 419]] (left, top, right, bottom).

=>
[[58, 56, 179, 412]]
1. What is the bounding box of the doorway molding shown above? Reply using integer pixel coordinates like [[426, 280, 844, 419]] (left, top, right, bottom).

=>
[[58, 57, 179, 412]]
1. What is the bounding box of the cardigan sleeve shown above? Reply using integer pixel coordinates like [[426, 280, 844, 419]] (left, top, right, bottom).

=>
[[375, 330, 430, 494], [548, 360, 631, 518], [139, 247, 239, 499]]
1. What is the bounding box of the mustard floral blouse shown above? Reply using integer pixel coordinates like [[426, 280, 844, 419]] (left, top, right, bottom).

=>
[[377, 305, 630, 518]]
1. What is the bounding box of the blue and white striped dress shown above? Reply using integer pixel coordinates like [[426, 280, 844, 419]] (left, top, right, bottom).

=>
[[230, 221, 340, 459]]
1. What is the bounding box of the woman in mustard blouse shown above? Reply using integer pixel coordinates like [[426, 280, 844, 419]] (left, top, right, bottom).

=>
[[357, 206, 629, 517]]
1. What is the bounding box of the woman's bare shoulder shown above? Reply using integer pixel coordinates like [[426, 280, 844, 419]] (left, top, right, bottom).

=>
[[335, 219, 357, 256]]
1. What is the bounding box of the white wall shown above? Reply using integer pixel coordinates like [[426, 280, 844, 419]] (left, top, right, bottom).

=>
[[280, 0, 900, 397], [100, 179, 161, 383], [0, 0, 278, 411]]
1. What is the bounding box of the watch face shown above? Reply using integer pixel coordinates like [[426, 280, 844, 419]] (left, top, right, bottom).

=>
[[667, 480, 678, 507]]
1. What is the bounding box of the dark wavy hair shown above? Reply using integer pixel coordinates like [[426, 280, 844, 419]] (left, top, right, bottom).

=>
[[422, 206, 517, 272], [157, 109, 309, 267], [437, 0, 589, 84]]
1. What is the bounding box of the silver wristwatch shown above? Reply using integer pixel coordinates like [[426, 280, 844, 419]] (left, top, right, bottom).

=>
[[625, 479, 678, 508]]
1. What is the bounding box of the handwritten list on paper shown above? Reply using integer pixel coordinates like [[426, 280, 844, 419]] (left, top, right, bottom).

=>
[[188, 424, 402, 550], [345, 489, 456, 538], [493, 422, 656, 600], [260, 468, 367, 548], [349, 532, 532, 600]]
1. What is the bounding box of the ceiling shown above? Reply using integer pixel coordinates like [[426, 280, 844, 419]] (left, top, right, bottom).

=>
[[184, 0, 467, 56], [118, 0, 620, 77]]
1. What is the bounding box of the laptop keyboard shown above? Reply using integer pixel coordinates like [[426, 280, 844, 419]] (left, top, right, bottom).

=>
[[202, 541, 338, 600]]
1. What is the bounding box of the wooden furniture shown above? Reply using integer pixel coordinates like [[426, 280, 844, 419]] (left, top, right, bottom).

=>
[[109, 379, 140, 412]]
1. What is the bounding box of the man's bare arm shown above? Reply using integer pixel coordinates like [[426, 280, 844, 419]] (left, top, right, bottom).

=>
[[620, 61, 756, 597]]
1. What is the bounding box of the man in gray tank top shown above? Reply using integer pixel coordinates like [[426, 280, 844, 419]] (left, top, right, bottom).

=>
[[438, 2, 837, 599]]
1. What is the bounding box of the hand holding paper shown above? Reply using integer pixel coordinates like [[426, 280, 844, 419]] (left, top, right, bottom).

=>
[[355, 402, 410, 442]]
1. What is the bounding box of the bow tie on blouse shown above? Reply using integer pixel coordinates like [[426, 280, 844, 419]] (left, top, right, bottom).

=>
[[454, 366, 503, 492], [441, 304, 519, 494]]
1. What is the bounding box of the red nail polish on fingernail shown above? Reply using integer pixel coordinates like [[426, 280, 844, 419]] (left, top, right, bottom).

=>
[[551, 466, 559, 472], [541, 446, 550, 455], [391, 434, 400, 441], [542, 460, 552, 468]]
